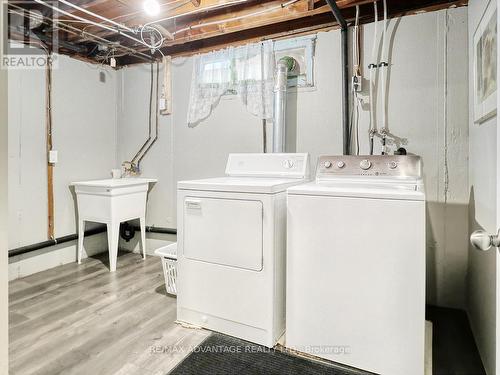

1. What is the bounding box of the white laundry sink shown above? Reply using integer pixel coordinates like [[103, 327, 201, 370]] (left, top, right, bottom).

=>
[[72, 178, 157, 271], [73, 178, 157, 192]]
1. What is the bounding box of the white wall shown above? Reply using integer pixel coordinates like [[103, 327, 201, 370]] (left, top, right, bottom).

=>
[[117, 8, 469, 308], [357, 9, 469, 308], [6, 7, 470, 309], [8, 54, 118, 279], [117, 29, 344, 231], [467, 1, 498, 374]]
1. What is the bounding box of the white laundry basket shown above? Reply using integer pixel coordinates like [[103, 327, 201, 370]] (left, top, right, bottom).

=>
[[154, 243, 177, 296]]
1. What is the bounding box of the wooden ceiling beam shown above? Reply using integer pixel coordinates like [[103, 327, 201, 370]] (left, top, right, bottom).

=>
[[9, 0, 469, 66], [126, 0, 465, 62], [86, 0, 374, 47], [62, 0, 258, 39], [128, 0, 374, 50]]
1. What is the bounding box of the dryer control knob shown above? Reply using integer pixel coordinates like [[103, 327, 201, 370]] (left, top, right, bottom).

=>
[[360, 159, 372, 170], [324, 161, 332, 169], [337, 161, 346, 169], [388, 161, 398, 169], [283, 159, 294, 169]]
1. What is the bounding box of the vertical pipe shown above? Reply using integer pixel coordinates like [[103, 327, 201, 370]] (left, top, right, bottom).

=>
[[273, 61, 289, 153], [262, 119, 267, 153], [325, 0, 349, 155], [341, 27, 349, 155]]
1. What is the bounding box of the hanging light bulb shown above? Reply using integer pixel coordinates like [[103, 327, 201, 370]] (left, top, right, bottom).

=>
[[143, 0, 160, 16]]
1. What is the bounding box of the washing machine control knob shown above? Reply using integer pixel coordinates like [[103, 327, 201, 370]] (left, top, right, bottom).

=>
[[359, 159, 372, 170], [337, 161, 346, 169], [388, 161, 398, 169], [324, 161, 332, 169]]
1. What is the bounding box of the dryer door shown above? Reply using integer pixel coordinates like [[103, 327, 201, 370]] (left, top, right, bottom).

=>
[[183, 197, 263, 271]]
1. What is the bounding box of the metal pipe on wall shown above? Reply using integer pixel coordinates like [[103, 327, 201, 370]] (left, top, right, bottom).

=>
[[9, 226, 177, 257], [8, 225, 107, 258], [325, 0, 350, 155], [273, 60, 289, 153], [137, 61, 160, 168]]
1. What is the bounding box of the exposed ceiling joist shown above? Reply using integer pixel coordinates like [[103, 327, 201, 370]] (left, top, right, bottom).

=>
[[8, 0, 468, 66]]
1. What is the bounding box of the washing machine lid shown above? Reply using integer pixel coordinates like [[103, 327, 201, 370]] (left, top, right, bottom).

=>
[[287, 180, 425, 200], [179, 176, 309, 194]]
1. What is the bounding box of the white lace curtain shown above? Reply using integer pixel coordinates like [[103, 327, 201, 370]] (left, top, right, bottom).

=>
[[187, 41, 275, 127]]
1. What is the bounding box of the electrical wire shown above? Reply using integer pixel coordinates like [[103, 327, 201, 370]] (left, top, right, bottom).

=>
[[350, 5, 361, 155], [140, 25, 165, 51]]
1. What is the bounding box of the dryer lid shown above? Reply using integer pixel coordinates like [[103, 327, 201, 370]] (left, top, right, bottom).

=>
[[178, 176, 309, 194]]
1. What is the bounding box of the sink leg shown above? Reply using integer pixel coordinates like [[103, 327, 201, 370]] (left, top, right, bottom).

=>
[[77, 219, 85, 264], [107, 222, 120, 272], [140, 217, 146, 260]]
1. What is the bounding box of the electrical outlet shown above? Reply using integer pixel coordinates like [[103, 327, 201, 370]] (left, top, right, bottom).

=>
[[352, 75, 362, 92], [159, 98, 167, 111]]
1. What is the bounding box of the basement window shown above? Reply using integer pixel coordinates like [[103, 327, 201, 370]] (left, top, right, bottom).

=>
[[196, 35, 316, 93], [188, 37, 316, 126]]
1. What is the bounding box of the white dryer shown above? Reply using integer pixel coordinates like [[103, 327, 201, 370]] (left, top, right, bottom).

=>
[[286, 155, 425, 375], [177, 153, 309, 347]]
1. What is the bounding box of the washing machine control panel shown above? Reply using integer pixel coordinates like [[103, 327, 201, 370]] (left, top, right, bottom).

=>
[[316, 155, 422, 178]]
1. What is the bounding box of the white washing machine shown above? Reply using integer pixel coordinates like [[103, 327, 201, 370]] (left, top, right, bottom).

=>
[[286, 155, 425, 375], [177, 153, 309, 347]]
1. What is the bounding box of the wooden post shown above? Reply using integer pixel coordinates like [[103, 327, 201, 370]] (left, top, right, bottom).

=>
[[46, 56, 55, 240]]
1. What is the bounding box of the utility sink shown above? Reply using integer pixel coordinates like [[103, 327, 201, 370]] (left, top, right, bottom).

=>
[[72, 178, 157, 271]]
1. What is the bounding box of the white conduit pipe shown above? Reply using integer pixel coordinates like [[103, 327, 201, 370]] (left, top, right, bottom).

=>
[[368, 1, 378, 155], [172, 0, 300, 35], [379, 0, 388, 154], [273, 59, 289, 153], [9, 4, 152, 61], [34, 0, 150, 49], [56, 0, 135, 33], [9, 4, 151, 61], [144, 0, 248, 28]]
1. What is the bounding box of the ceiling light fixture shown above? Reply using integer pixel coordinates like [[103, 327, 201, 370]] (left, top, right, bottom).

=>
[[143, 0, 160, 16]]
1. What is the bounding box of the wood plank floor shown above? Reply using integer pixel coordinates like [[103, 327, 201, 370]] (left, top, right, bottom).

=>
[[9, 252, 210, 375]]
